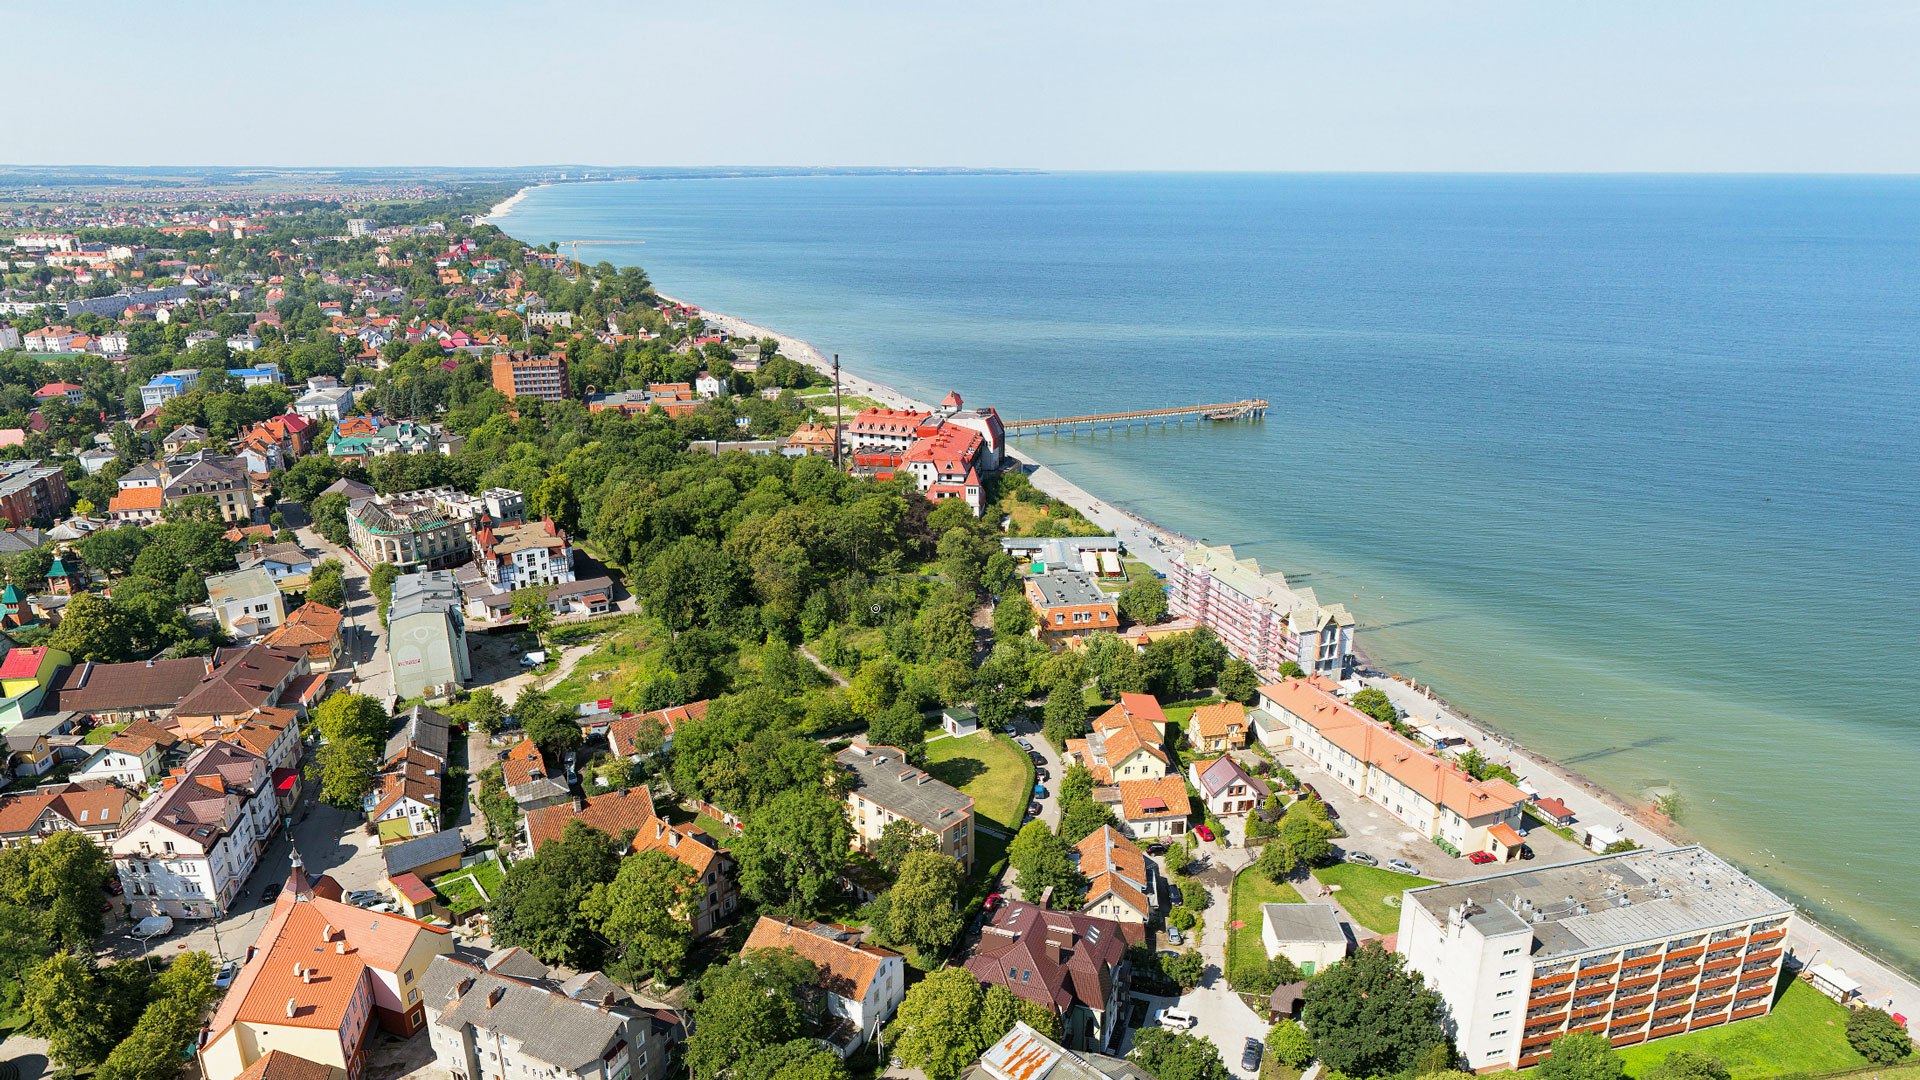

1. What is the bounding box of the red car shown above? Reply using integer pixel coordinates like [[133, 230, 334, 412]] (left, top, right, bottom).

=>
[[1195, 825, 1216, 842], [984, 893, 1004, 911], [1468, 851, 1496, 865]]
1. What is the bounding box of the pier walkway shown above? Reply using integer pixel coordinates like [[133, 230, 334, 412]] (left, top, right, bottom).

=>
[[1004, 398, 1268, 437]]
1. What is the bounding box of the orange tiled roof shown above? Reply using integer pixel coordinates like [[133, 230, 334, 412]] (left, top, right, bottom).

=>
[[523, 786, 656, 853], [1118, 775, 1189, 821], [1189, 701, 1246, 742], [631, 816, 726, 878], [109, 486, 164, 512], [744, 916, 897, 1001]]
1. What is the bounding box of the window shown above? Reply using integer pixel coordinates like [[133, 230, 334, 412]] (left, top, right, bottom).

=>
[[1489, 1030, 1509, 1039], [1500, 970, 1518, 978], [1495, 989, 1515, 999], [1493, 1010, 1511, 1020], [1503, 947, 1523, 956]]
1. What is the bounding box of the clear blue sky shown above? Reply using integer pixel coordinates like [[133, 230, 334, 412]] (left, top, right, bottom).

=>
[[14, 0, 1920, 172]]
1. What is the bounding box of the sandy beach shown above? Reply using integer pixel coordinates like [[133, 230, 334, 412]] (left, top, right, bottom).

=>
[[478, 183, 545, 224]]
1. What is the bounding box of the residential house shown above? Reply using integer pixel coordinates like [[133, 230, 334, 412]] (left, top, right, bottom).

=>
[[198, 855, 455, 1080], [291, 385, 354, 422], [366, 749, 442, 842], [473, 518, 574, 591], [1255, 677, 1528, 854], [163, 423, 210, 454], [963, 903, 1131, 1052], [1187, 701, 1248, 754], [1065, 694, 1170, 785], [392, 704, 452, 766], [23, 325, 81, 353], [1169, 545, 1356, 678], [0, 781, 138, 848], [171, 646, 310, 741], [606, 700, 707, 760], [501, 739, 569, 812], [207, 566, 288, 639], [743, 916, 905, 1055], [43, 656, 210, 723], [161, 450, 256, 522], [140, 367, 201, 410], [837, 742, 976, 871], [1259, 904, 1348, 976], [1073, 826, 1157, 931], [465, 574, 615, 623], [382, 829, 466, 891], [72, 721, 180, 789], [112, 741, 279, 919], [1111, 775, 1190, 841], [1400, 847, 1793, 1072], [208, 707, 302, 773], [386, 571, 471, 700], [1189, 755, 1268, 817], [238, 542, 315, 586], [0, 460, 70, 528], [262, 602, 344, 671], [630, 816, 739, 937], [1023, 571, 1120, 650], [78, 447, 119, 474], [107, 484, 164, 524], [33, 381, 86, 405], [419, 950, 681, 1080], [522, 786, 657, 855]]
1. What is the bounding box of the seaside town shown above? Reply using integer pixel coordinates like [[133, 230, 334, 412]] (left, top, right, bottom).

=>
[[0, 174, 1910, 1080]]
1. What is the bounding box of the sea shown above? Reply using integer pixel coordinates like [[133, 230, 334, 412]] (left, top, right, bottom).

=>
[[494, 173, 1920, 975]]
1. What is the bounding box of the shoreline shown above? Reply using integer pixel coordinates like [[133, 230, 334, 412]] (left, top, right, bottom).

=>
[[477, 183, 545, 223], [494, 184, 1920, 1018]]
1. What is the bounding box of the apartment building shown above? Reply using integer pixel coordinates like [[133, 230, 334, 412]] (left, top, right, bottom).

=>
[[206, 566, 288, 639], [490, 352, 569, 401], [161, 450, 256, 523], [744, 916, 905, 1054], [836, 742, 976, 871], [0, 460, 70, 527], [420, 951, 681, 1080], [140, 367, 202, 409], [473, 518, 575, 591], [1169, 544, 1356, 678], [963, 903, 1130, 1052], [1257, 676, 1528, 854], [347, 487, 524, 571], [1023, 571, 1120, 650], [112, 741, 279, 919], [1400, 847, 1794, 1071]]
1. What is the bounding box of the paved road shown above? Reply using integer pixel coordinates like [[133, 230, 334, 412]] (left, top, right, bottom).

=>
[[295, 523, 392, 703]]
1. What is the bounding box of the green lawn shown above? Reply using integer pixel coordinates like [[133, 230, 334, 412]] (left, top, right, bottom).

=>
[[432, 858, 507, 917], [925, 732, 1032, 836], [1163, 696, 1227, 733], [1310, 863, 1436, 935], [1228, 866, 1305, 976], [84, 722, 130, 744], [1612, 979, 1873, 1079]]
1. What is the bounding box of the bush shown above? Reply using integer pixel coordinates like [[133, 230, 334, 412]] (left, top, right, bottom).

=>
[[1163, 949, 1206, 991], [1164, 845, 1192, 876], [1168, 907, 1198, 931], [1229, 952, 1303, 996], [1269, 1019, 1314, 1069], [1846, 1007, 1914, 1065], [1176, 876, 1209, 911]]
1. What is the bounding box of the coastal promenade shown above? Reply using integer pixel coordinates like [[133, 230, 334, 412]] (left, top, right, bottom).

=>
[[673, 294, 1920, 1032]]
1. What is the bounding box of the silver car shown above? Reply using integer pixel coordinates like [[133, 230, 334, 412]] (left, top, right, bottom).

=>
[[1346, 850, 1379, 867], [1386, 858, 1420, 875]]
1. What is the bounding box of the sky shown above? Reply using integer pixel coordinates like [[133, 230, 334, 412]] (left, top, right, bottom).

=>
[[11, 0, 1920, 172]]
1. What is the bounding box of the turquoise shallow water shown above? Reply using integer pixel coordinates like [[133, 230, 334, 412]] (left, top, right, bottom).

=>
[[496, 173, 1920, 973]]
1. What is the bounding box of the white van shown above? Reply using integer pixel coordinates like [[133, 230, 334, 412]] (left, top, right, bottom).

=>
[[1159, 1008, 1199, 1031]]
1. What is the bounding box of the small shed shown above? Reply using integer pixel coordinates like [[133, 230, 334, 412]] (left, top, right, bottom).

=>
[[1261, 902, 1349, 975], [1805, 963, 1862, 1004], [1266, 980, 1309, 1020], [1532, 796, 1576, 826], [942, 706, 979, 737]]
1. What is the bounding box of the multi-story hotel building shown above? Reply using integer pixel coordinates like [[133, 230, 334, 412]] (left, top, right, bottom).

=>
[[346, 487, 524, 571], [1169, 544, 1355, 677], [1399, 847, 1794, 1072], [836, 742, 975, 871], [490, 352, 570, 401]]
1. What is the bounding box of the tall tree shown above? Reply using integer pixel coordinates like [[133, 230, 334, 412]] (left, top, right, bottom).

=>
[[1301, 942, 1450, 1078], [886, 969, 1059, 1080], [585, 850, 697, 983], [1128, 1027, 1231, 1080], [490, 821, 624, 969], [733, 788, 850, 917], [1006, 821, 1087, 907], [883, 850, 967, 958], [1537, 1033, 1626, 1080], [687, 949, 822, 1080]]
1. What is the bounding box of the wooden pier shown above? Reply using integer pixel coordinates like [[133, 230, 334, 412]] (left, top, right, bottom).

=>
[[1003, 398, 1269, 437]]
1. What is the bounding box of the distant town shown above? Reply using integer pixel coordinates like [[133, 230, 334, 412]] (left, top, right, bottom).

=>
[[0, 173, 1909, 1080]]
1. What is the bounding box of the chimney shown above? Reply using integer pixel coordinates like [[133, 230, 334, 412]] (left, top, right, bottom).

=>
[[286, 997, 298, 1018], [321, 922, 333, 941], [302, 967, 313, 985], [292, 962, 304, 978], [1038, 885, 1054, 911], [335, 941, 347, 954]]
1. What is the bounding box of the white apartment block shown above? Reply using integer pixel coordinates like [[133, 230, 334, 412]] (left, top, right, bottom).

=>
[[1169, 544, 1355, 677], [112, 742, 279, 920], [1400, 847, 1794, 1071]]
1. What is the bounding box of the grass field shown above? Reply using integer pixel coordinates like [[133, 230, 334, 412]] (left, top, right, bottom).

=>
[[925, 732, 1032, 836], [1311, 863, 1436, 935], [433, 858, 507, 916], [84, 722, 130, 744], [1228, 867, 1306, 975], [1613, 979, 1875, 1079]]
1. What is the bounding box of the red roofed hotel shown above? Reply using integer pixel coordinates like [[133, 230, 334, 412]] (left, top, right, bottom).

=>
[[1255, 676, 1528, 855], [843, 392, 1003, 517]]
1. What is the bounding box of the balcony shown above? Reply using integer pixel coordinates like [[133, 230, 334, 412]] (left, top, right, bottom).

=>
[[1665, 945, 1706, 964]]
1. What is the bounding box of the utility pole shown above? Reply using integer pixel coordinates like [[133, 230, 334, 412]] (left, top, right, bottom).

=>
[[832, 352, 843, 471]]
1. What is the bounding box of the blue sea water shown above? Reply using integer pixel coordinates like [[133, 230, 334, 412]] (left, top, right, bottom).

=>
[[496, 173, 1920, 973]]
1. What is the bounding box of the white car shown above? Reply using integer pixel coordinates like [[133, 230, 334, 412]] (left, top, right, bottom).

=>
[[1158, 1008, 1199, 1031]]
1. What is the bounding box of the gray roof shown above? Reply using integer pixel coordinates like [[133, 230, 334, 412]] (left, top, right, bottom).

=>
[[1405, 845, 1793, 961], [1024, 569, 1108, 609], [390, 571, 462, 621], [1261, 902, 1347, 944], [319, 477, 375, 501], [206, 566, 279, 605], [394, 704, 451, 762], [1000, 536, 1123, 563], [383, 828, 467, 877], [238, 542, 311, 570], [836, 743, 973, 832], [420, 954, 638, 1071], [477, 575, 614, 611], [0, 527, 47, 553], [1195, 755, 1269, 800]]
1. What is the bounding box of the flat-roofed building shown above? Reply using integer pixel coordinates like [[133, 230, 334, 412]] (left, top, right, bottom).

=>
[[836, 742, 975, 871], [1399, 846, 1795, 1072], [387, 571, 470, 700], [1023, 571, 1119, 650], [1169, 544, 1355, 678], [491, 352, 569, 401]]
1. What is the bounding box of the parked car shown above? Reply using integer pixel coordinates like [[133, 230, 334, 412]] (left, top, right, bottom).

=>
[[1035, 766, 1050, 781], [104, 878, 123, 895], [1033, 784, 1049, 799], [1345, 850, 1379, 866], [985, 892, 1004, 911], [1322, 803, 1339, 820], [1468, 851, 1497, 865], [1167, 924, 1184, 946], [133, 915, 174, 939], [1028, 801, 1043, 818], [259, 883, 283, 904], [1159, 1008, 1198, 1031], [519, 650, 547, 667], [1195, 824, 1216, 842], [1029, 751, 1046, 764], [214, 959, 241, 989], [1016, 738, 1034, 751], [1241, 1039, 1264, 1072], [1518, 844, 1536, 860], [1145, 842, 1170, 857], [1386, 858, 1420, 876], [1300, 782, 1320, 799], [344, 889, 384, 907]]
